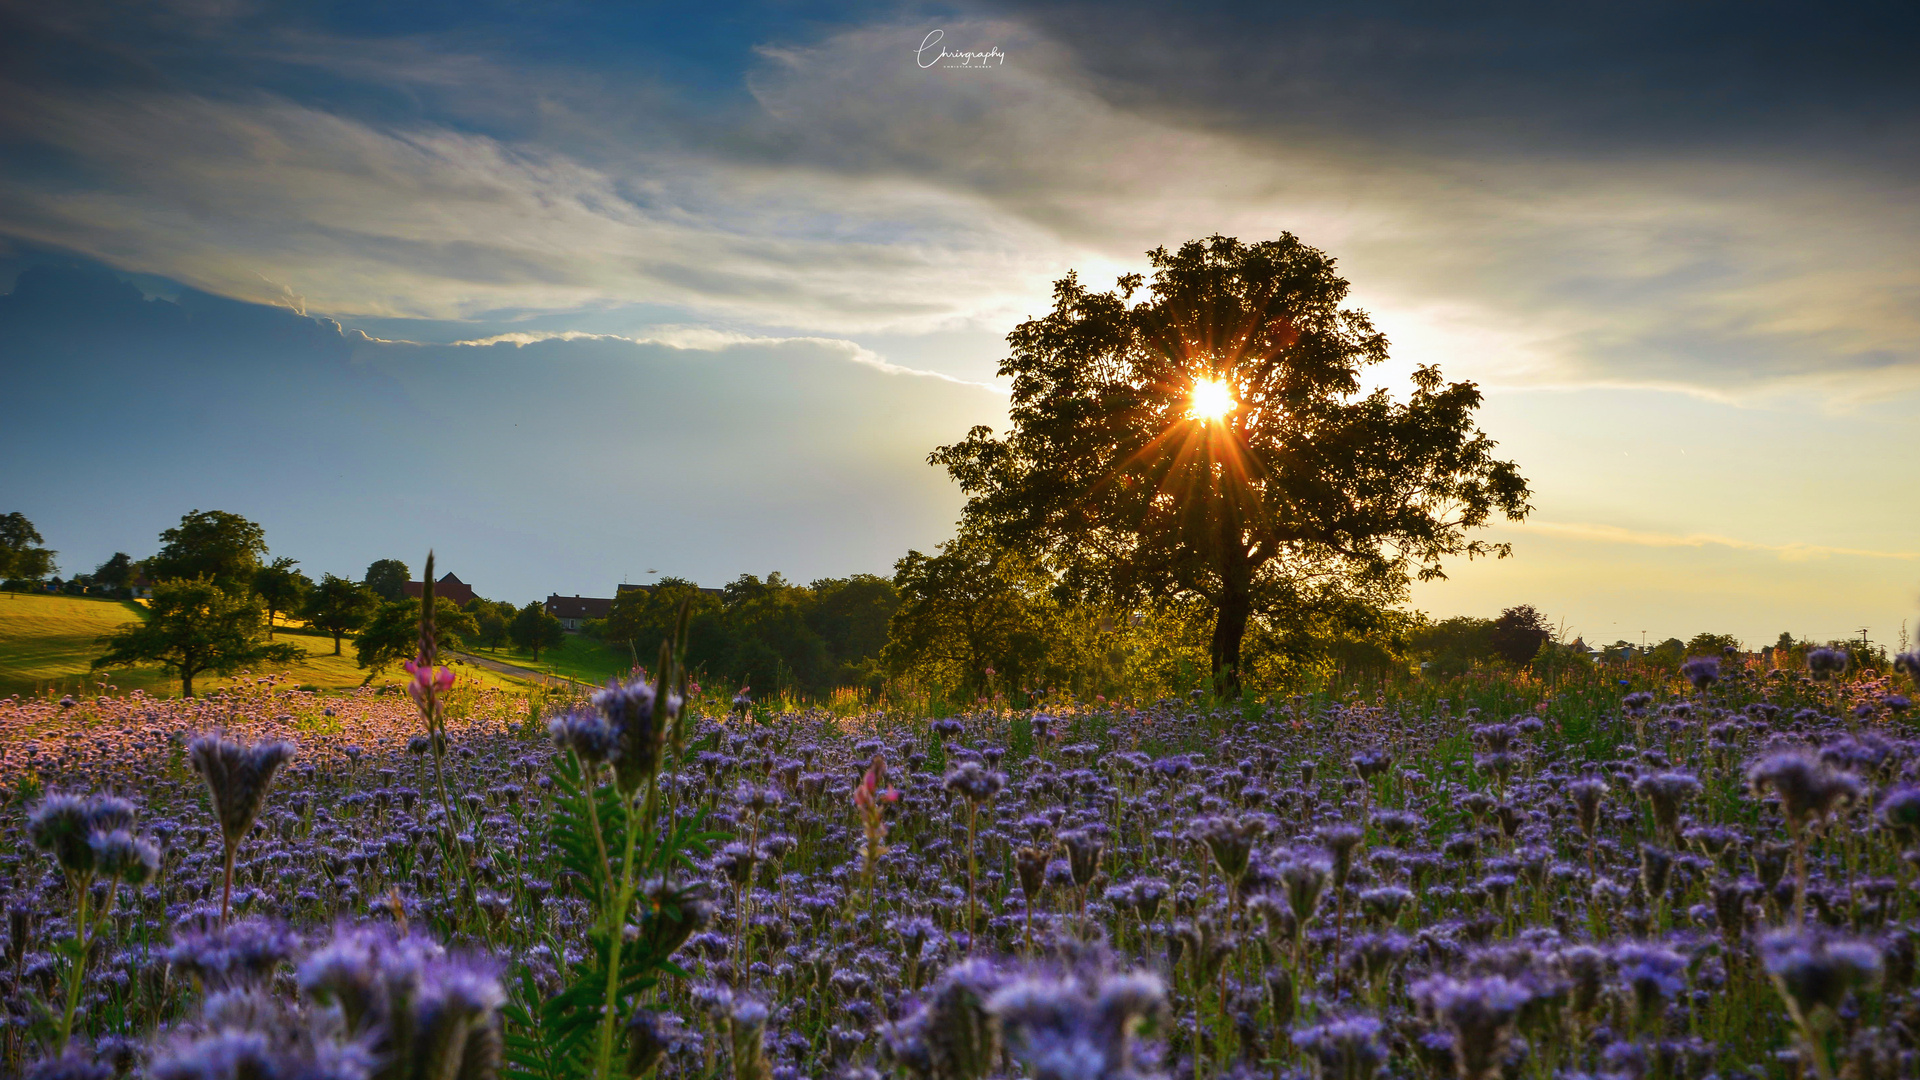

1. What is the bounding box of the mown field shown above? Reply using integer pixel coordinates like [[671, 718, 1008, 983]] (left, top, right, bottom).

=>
[[0, 591, 527, 698]]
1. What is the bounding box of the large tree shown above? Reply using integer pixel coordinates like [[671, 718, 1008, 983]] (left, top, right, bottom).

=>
[[93, 577, 301, 695], [932, 234, 1531, 692], [364, 559, 411, 603], [145, 509, 268, 590], [303, 574, 376, 655], [0, 512, 57, 583], [253, 557, 312, 638]]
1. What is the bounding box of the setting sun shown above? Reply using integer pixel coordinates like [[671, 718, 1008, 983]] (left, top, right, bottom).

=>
[[1187, 377, 1237, 423]]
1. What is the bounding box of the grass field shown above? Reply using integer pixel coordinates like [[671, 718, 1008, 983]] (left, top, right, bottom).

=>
[[0, 591, 527, 698], [459, 632, 639, 687]]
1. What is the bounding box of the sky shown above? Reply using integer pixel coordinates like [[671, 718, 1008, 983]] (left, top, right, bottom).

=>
[[1, 0, 1916, 650]]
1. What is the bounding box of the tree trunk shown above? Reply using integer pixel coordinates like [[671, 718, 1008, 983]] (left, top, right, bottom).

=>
[[180, 668, 194, 697], [1210, 583, 1251, 697], [332, 632, 343, 656]]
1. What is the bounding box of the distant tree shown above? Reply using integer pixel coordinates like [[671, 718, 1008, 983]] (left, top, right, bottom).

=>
[[143, 509, 268, 590], [303, 574, 376, 655], [93, 577, 300, 696], [1409, 616, 1497, 677], [1488, 605, 1552, 666], [510, 602, 567, 661], [93, 552, 137, 595], [252, 557, 312, 638], [1686, 632, 1742, 656], [0, 512, 57, 583], [607, 579, 720, 664], [356, 597, 478, 675], [884, 531, 1058, 699], [1645, 637, 1687, 674], [808, 574, 901, 683], [468, 599, 516, 652], [364, 559, 411, 603]]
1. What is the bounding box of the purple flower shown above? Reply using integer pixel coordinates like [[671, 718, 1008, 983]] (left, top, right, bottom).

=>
[[1293, 1015, 1386, 1079], [1414, 975, 1532, 1080], [1760, 929, 1882, 1018], [187, 735, 296, 850], [987, 969, 1168, 1080]]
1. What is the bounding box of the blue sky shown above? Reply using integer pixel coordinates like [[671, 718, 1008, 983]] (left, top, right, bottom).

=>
[[2, 0, 1917, 649]]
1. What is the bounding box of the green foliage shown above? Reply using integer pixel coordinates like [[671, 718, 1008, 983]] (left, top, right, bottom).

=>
[[0, 511, 58, 582], [92, 553, 136, 593], [144, 509, 268, 590], [356, 597, 477, 674], [605, 574, 902, 696], [1409, 616, 1496, 677], [1489, 604, 1552, 666], [363, 558, 411, 603], [929, 234, 1531, 691], [503, 753, 724, 1080], [302, 574, 376, 656], [92, 576, 300, 695], [510, 603, 567, 661], [1686, 632, 1743, 655], [884, 530, 1059, 700], [252, 557, 311, 637], [469, 598, 516, 651]]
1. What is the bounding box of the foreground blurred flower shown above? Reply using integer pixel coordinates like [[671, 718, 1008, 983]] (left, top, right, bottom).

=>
[[1761, 929, 1883, 1080], [988, 968, 1167, 1080], [28, 791, 162, 1055], [187, 734, 296, 925], [1748, 749, 1863, 923]]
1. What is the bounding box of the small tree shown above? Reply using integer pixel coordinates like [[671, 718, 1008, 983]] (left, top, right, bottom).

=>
[[303, 574, 376, 655], [510, 602, 567, 661], [356, 597, 477, 675], [1489, 605, 1552, 666], [0, 512, 57, 584], [470, 599, 515, 652], [253, 557, 312, 638], [93, 553, 137, 595], [144, 509, 268, 591], [1686, 632, 1742, 656], [883, 530, 1059, 700], [93, 577, 300, 695], [364, 559, 411, 603]]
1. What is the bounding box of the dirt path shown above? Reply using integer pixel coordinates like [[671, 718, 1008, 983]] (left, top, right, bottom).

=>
[[451, 651, 583, 690]]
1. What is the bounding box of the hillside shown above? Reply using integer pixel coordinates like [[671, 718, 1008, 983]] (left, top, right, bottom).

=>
[[0, 591, 526, 697]]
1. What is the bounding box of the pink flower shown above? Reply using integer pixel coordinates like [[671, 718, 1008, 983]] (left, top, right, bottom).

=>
[[403, 652, 455, 712]]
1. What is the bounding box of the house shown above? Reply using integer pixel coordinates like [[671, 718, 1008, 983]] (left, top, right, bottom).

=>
[[405, 572, 477, 607], [130, 573, 155, 599], [546, 594, 616, 630]]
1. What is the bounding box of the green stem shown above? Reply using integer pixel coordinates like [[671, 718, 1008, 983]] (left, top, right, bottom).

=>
[[56, 874, 96, 1055], [595, 779, 649, 1080]]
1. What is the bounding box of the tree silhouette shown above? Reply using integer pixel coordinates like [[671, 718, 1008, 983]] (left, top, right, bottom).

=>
[[933, 234, 1531, 692]]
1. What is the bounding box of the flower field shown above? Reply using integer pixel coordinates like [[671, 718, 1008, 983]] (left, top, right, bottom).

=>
[[4, 646, 1920, 1080]]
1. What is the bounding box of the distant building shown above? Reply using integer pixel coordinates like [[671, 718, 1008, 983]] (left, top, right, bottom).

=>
[[405, 572, 477, 607], [546, 594, 616, 630], [130, 573, 155, 600]]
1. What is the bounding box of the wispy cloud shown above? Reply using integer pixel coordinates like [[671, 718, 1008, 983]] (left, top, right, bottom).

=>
[[1514, 520, 1920, 562], [0, 3, 1915, 401]]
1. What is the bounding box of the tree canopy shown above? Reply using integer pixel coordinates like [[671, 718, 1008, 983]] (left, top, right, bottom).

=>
[[302, 574, 376, 655], [144, 509, 268, 589], [93, 577, 299, 695], [364, 559, 410, 603], [931, 234, 1531, 691], [1488, 604, 1552, 666], [356, 597, 476, 674], [510, 602, 567, 661], [0, 512, 57, 583], [253, 557, 311, 638]]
